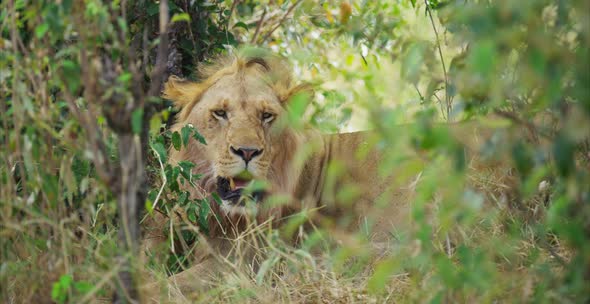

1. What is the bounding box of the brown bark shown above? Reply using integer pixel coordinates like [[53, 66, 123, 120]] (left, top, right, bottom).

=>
[[112, 1, 170, 302]]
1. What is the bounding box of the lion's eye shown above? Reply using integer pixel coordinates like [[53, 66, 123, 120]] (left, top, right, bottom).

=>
[[212, 109, 227, 119], [262, 112, 275, 123]]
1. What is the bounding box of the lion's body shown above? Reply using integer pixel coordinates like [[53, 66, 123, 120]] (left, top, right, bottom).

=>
[[140, 48, 521, 301], [291, 131, 412, 237]]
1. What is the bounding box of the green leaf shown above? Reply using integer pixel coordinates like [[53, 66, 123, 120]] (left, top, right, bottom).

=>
[[178, 160, 196, 180], [171, 131, 181, 151], [61, 60, 81, 93], [51, 274, 73, 304], [468, 40, 496, 76], [198, 199, 211, 232], [151, 142, 167, 163], [178, 191, 188, 204], [117, 72, 132, 84], [115, 16, 128, 34], [171, 13, 191, 23], [553, 132, 574, 177], [401, 42, 427, 84], [211, 192, 222, 205], [192, 128, 207, 145], [233, 21, 249, 31], [181, 124, 192, 146], [145, 199, 154, 214], [149, 114, 163, 134], [146, 1, 159, 16], [131, 108, 144, 135], [511, 141, 533, 178], [188, 209, 197, 222], [367, 258, 399, 294], [35, 23, 49, 38], [176, 124, 207, 146], [286, 92, 311, 130], [289, 93, 309, 118], [73, 281, 93, 294]]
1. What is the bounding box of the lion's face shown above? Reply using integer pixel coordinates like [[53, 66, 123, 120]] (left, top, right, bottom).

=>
[[164, 51, 307, 214], [188, 73, 283, 188]]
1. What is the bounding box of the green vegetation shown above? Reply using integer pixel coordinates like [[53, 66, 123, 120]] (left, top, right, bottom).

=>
[[1, 0, 588, 303]]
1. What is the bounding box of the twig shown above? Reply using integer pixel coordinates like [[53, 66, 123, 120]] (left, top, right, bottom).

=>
[[240, 9, 284, 26], [147, 0, 170, 99], [433, 91, 447, 120], [413, 83, 425, 103], [260, 0, 303, 43], [445, 235, 453, 257], [424, 0, 451, 121], [151, 142, 167, 211], [139, 145, 168, 225], [251, 8, 267, 44], [360, 51, 368, 66], [227, 0, 240, 29], [494, 109, 549, 141]]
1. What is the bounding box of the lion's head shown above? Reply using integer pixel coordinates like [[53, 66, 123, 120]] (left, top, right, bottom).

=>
[[163, 48, 309, 216]]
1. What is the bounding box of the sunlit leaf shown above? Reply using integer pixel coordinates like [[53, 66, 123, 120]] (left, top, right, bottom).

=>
[[35, 23, 49, 38], [171, 13, 190, 23], [401, 42, 427, 84]]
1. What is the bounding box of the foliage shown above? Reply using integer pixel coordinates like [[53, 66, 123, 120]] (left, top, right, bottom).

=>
[[1, 0, 589, 302], [0, 0, 230, 301]]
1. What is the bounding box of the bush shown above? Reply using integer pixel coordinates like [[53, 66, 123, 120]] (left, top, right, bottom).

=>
[[1, 0, 588, 302]]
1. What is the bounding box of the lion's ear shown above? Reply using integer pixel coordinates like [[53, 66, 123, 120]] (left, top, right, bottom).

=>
[[281, 83, 314, 105], [162, 76, 203, 108]]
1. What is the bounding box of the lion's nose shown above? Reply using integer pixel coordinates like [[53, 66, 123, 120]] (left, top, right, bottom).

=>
[[230, 147, 263, 163]]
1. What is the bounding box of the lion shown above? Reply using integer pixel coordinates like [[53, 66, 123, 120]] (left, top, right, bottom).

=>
[[140, 47, 521, 301]]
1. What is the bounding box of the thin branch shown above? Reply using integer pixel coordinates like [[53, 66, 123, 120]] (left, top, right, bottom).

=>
[[433, 91, 447, 120], [424, 0, 451, 121], [147, 0, 171, 98], [413, 83, 425, 103], [494, 109, 549, 142], [260, 0, 303, 43], [182, 0, 199, 56], [250, 8, 267, 44], [151, 146, 167, 210], [227, 0, 240, 29], [241, 9, 284, 26]]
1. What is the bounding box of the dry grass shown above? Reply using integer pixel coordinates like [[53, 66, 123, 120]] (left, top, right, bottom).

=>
[[1, 128, 577, 304], [124, 155, 571, 303]]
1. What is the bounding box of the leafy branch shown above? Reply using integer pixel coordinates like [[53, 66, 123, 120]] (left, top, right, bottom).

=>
[[424, 0, 451, 121]]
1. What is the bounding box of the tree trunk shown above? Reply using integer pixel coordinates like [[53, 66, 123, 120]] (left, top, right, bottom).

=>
[[114, 134, 145, 303]]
